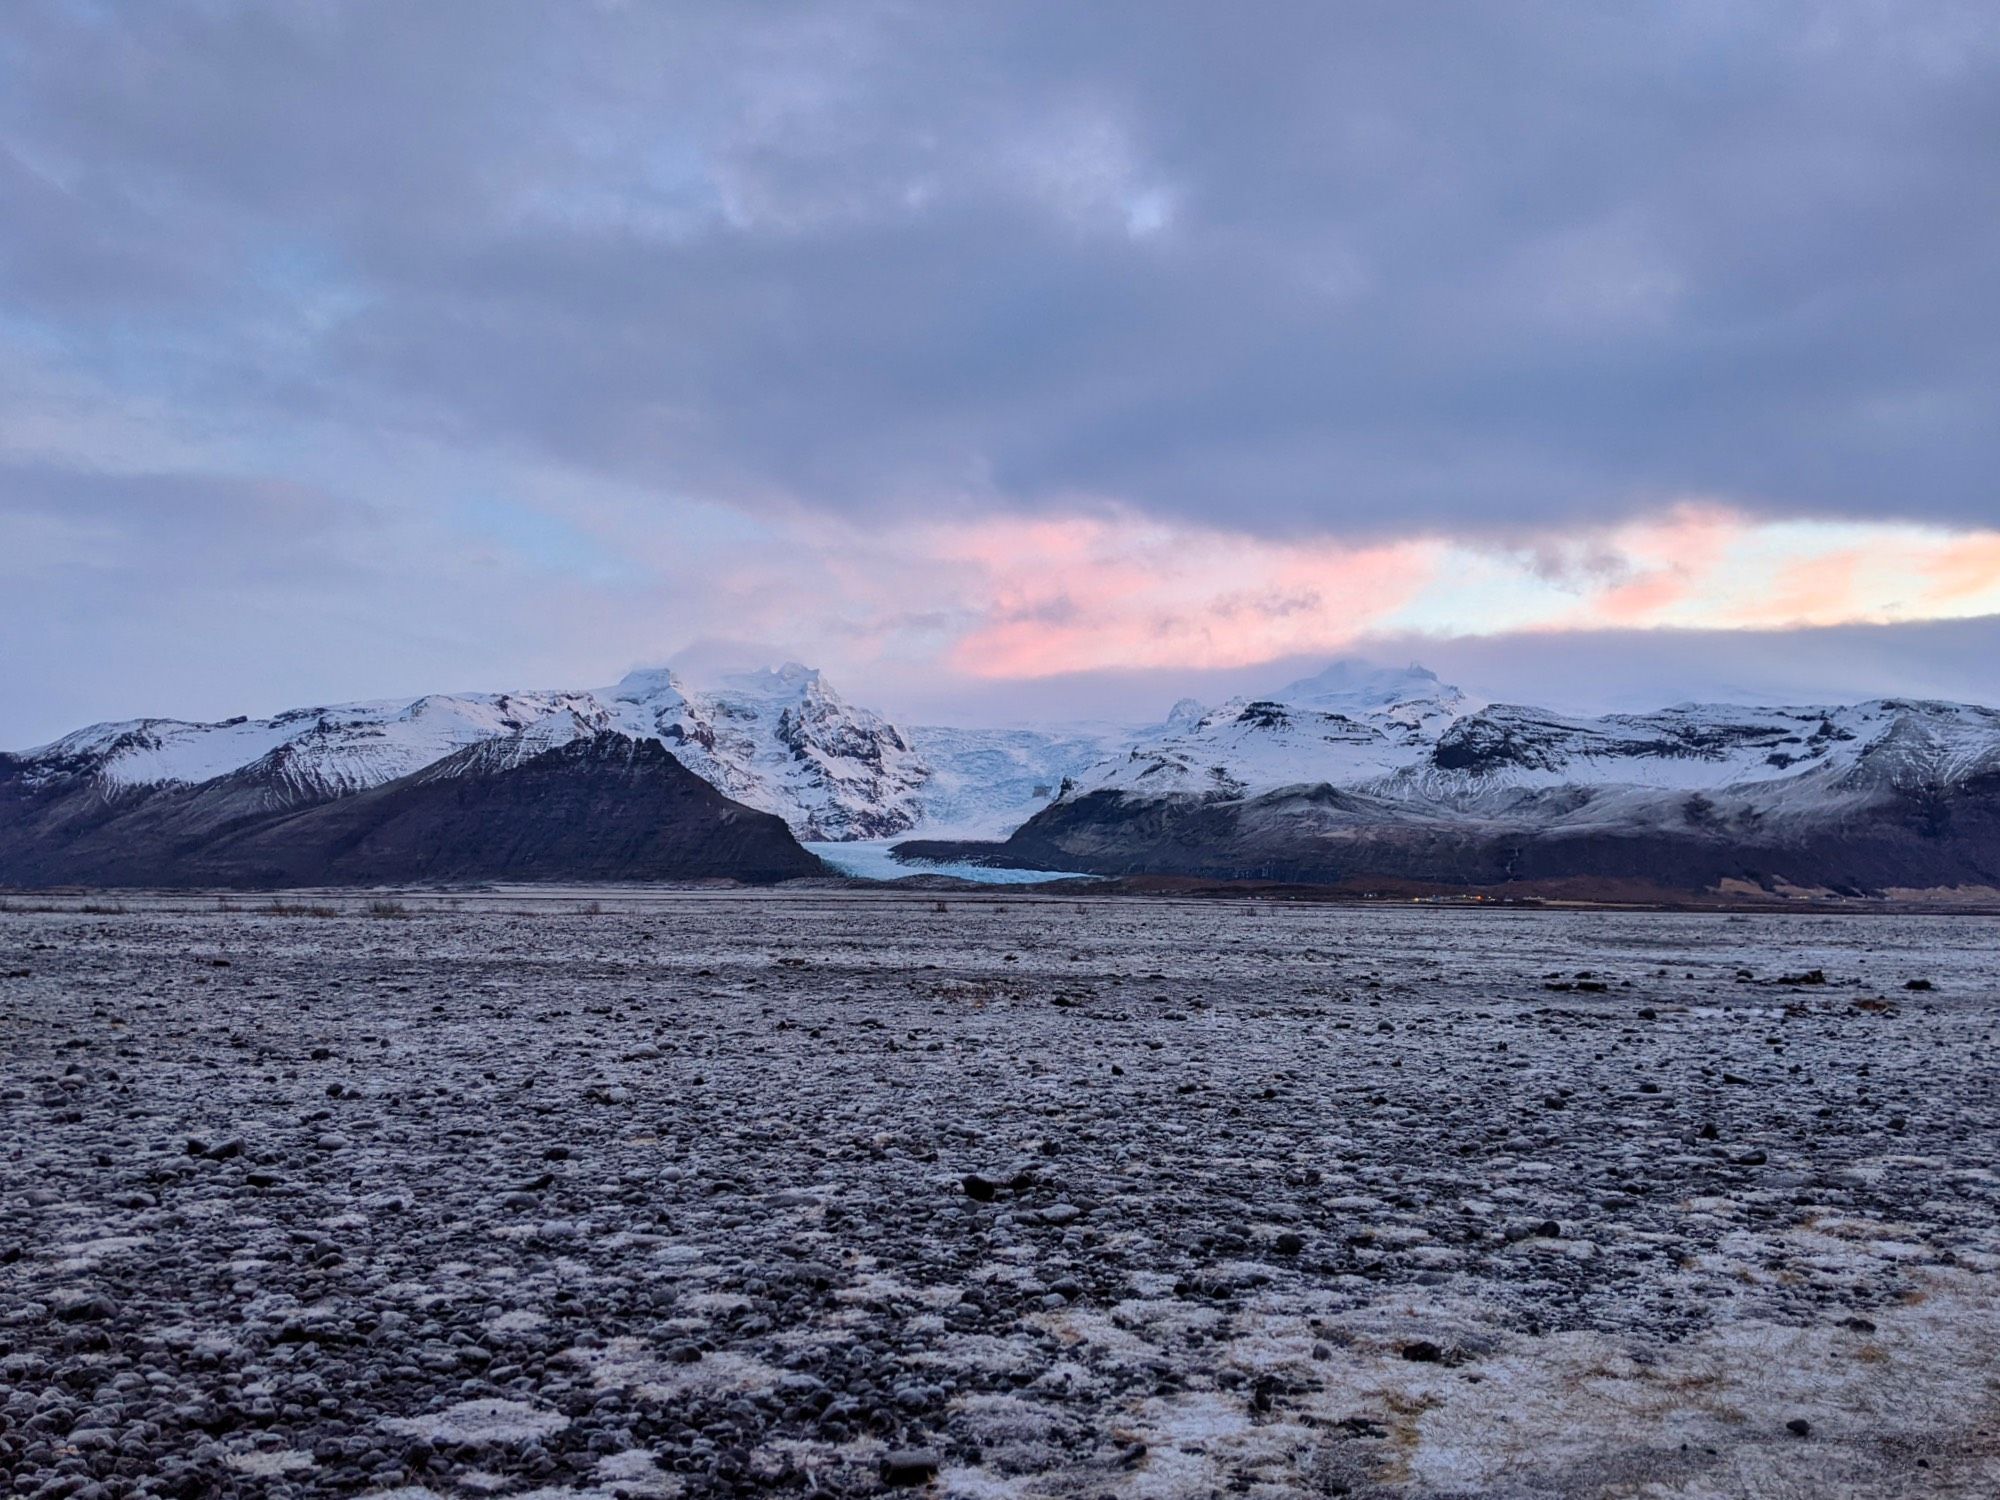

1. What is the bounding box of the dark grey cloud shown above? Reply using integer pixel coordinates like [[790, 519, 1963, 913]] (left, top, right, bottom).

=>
[[4, 0, 1996, 537]]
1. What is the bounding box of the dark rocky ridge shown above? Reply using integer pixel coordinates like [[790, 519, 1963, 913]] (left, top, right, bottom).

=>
[[0, 732, 823, 888], [898, 770, 2000, 896]]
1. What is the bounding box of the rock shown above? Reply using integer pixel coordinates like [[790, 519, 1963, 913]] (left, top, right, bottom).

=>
[[881, 1448, 942, 1486], [54, 1295, 117, 1324], [4, 884, 1990, 1499]]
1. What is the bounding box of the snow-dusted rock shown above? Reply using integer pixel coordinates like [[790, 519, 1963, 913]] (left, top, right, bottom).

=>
[[904, 662, 2000, 896], [10, 662, 930, 842]]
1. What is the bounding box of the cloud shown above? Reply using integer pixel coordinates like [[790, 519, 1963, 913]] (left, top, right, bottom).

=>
[[3, 3, 1998, 739], [2, 458, 1998, 746], [2, 1, 1997, 540], [929, 512, 1436, 674], [915, 502, 2000, 680]]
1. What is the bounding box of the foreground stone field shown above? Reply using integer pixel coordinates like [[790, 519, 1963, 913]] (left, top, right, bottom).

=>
[[2, 890, 1998, 1499]]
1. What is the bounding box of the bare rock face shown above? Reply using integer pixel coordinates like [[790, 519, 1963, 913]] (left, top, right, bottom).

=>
[[0, 732, 824, 887]]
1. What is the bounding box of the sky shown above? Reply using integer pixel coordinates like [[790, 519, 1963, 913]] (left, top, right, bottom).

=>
[[4, 0, 1999, 744]]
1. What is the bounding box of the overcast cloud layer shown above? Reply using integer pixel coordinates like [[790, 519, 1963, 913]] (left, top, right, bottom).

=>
[[4, 1, 1998, 742]]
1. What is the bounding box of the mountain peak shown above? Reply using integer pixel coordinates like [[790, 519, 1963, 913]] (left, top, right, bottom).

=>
[[715, 661, 825, 697], [611, 666, 690, 703], [1275, 659, 1453, 708]]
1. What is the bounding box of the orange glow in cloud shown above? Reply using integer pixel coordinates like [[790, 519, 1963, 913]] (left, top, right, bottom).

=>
[[886, 501, 2000, 679], [639, 498, 2000, 682], [1926, 535, 2000, 608]]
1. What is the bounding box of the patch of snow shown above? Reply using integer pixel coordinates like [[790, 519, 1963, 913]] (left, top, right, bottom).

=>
[[380, 1398, 569, 1445], [225, 1449, 315, 1476]]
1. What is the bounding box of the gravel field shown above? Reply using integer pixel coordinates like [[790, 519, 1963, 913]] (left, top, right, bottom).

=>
[[2, 891, 1998, 1499]]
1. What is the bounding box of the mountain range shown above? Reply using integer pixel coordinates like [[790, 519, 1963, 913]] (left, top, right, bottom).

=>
[[902, 662, 2000, 898], [6, 659, 2000, 897]]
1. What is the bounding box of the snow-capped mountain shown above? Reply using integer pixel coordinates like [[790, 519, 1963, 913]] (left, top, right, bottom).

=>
[[15, 654, 2000, 895], [899, 661, 2000, 897], [0, 724, 824, 890], [1077, 661, 1479, 800], [10, 659, 1156, 845], [624, 663, 930, 840], [1056, 659, 2000, 809], [13, 664, 928, 841], [22, 691, 601, 802]]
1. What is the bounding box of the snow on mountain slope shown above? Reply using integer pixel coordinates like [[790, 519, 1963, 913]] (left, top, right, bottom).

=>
[[669, 664, 928, 840], [902, 722, 1139, 838], [14, 664, 927, 840], [23, 692, 597, 802], [22, 656, 2000, 861], [1407, 698, 2000, 804], [1058, 659, 2000, 816], [907, 665, 2000, 896], [1077, 660, 1479, 799]]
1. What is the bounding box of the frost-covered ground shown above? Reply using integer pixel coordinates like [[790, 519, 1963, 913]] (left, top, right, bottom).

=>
[[3, 892, 1998, 1499]]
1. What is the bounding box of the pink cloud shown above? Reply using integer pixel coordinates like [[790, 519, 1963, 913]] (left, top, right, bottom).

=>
[[934, 512, 1442, 676], [1582, 504, 1744, 625], [574, 493, 2000, 685]]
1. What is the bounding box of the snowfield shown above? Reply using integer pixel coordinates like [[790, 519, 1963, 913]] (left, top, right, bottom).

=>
[[3, 892, 1997, 1498]]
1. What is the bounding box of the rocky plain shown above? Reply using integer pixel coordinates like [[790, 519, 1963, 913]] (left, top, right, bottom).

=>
[[2, 889, 1997, 1499]]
